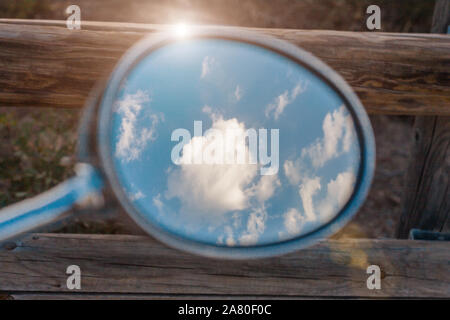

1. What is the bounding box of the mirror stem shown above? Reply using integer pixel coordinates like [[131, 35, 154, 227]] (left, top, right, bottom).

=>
[[0, 164, 104, 244]]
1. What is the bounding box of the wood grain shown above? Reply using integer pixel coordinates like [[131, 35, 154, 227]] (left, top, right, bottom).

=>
[[6, 293, 329, 300], [397, 116, 450, 237], [397, 0, 450, 238], [0, 233, 448, 298], [0, 19, 449, 115]]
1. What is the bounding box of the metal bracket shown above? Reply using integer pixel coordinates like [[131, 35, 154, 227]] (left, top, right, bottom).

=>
[[409, 229, 450, 241]]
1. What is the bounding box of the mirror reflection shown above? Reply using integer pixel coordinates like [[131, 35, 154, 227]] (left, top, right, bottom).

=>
[[110, 39, 360, 246]]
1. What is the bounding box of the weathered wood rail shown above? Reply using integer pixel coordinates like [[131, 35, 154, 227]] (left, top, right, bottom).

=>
[[0, 233, 449, 299], [0, 19, 449, 115]]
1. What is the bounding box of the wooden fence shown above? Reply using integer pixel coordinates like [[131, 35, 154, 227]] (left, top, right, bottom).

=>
[[0, 2, 449, 299]]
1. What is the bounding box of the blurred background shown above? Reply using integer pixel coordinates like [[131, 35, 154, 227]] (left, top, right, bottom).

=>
[[0, 0, 438, 238], [0, 0, 434, 31]]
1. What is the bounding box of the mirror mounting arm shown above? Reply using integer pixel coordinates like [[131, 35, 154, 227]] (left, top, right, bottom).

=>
[[0, 164, 104, 244]]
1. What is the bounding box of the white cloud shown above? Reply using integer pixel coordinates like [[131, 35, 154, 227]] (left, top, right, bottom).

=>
[[270, 91, 289, 120], [153, 193, 164, 211], [265, 81, 307, 120], [232, 212, 241, 229], [282, 169, 356, 238], [166, 112, 282, 246], [283, 159, 304, 186], [291, 82, 304, 100], [129, 190, 145, 201], [239, 208, 267, 246], [283, 105, 356, 187], [283, 106, 356, 189], [234, 85, 243, 101], [167, 156, 256, 215], [280, 105, 357, 239], [299, 177, 321, 221], [115, 91, 161, 162], [217, 225, 236, 246], [317, 170, 356, 221], [253, 174, 281, 204], [202, 105, 212, 114], [342, 120, 354, 153], [201, 56, 215, 78], [224, 226, 236, 246], [283, 208, 305, 236], [328, 171, 355, 208], [301, 105, 355, 168], [281, 176, 322, 238], [166, 114, 279, 217]]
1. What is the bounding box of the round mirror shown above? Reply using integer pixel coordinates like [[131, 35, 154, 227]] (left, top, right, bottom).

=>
[[98, 31, 375, 258]]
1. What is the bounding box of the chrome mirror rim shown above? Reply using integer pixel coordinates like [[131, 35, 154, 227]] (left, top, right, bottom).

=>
[[97, 28, 375, 259]]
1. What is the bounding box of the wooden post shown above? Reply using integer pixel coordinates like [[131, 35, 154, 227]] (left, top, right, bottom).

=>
[[397, 0, 450, 238]]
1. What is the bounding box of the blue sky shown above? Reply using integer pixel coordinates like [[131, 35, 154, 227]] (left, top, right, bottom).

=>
[[111, 39, 360, 247]]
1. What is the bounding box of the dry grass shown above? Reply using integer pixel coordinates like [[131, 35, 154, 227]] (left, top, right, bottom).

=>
[[0, 108, 79, 207]]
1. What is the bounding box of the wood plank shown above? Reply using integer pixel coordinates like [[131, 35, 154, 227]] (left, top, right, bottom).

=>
[[0, 19, 449, 115], [5, 293, 323, 300], [397, 0, 450, 238], [0, 233, 448, 298]]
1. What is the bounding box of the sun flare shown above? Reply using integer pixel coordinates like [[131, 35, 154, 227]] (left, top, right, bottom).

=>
[[173, 22, 190, 37]]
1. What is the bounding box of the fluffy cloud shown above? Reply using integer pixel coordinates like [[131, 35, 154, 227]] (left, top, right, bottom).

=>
[[301, 105, 355, 168], [234, 85, 243, 101], [282, 169, 355, 237], [265, 81, 307, 120], [201, 56, 215, 78], [317, 170, 356, 221], [283, 159, 304, 186], [299, 177, 321, 221], [115, 91, 161, 162], [166, 116, 257, 214], [152, 193, 164, 212], [253, 174, 281, 204], [280, 177, 321, 237], [166, 114, 279, 218], [239, 208, 267, 246], [283, 106, 355, 185], [129, 190, 145, 201], [166, 112, 281, 246], [281, 106, 357, 238], [222, 226, 236, 246], [283, 208, 304, 236]]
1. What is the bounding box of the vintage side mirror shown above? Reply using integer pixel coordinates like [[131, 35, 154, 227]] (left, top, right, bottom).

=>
[[0, 29, 375, 258]]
